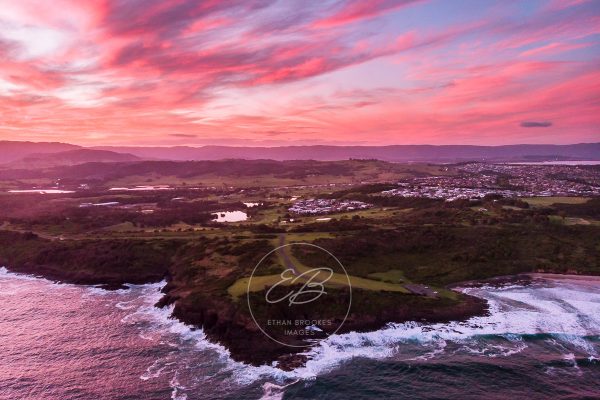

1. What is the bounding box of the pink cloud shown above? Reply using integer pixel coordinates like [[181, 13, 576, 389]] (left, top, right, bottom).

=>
[[0, 0, 598, 146], [519, 42, 591, 57], [313, 0, 424, 28]]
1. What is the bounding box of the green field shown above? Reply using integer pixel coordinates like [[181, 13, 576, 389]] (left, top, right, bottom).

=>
[[523, 196, 590, 206], [227, 235, 410, 298]]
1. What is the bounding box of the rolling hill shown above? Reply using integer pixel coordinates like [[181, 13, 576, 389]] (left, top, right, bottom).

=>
[[1, 140, 598, 165], [0, 141, 80, 163], [94, 143, 600, 162], [6, 149, 142, 168]]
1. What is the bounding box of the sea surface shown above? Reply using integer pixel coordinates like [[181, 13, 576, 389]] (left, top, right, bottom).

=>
[[1, 267, 599, 400], [505, 160, 600, 165]]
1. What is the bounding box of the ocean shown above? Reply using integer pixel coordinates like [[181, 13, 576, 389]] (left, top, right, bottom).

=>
[[0, 267, 598, 399]]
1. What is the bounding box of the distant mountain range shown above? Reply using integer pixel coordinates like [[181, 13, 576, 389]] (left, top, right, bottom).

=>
[[1, 141, 599, 167], [93, 143, 600, 162]]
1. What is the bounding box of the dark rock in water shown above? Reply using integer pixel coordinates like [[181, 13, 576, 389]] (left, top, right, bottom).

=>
[[97, 283, 129, 291], [450, 274, 534, 289], [277, 354, 309, 371], [155, 292, 179, 308]]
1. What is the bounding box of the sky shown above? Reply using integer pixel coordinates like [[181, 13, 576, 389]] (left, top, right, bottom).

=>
[[0, 0, 598, 147]]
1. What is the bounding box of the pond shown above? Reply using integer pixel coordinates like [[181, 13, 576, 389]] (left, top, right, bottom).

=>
[[212, 211, 248, 222]]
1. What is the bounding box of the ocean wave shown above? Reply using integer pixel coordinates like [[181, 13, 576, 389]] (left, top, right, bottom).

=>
[[104, 281, 295, 388], [0, 266, 62, 286], [104, 276, 599, 397], [9, 268, 596, 394], [283, 280, 600, 380]]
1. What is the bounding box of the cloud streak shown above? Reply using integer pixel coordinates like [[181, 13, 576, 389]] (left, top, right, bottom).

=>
[[521, 121, 553, 128]]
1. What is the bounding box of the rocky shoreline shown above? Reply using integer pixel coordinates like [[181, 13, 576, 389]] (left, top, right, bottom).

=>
[[0, 262, 155, 290], [8, 257, 599, 370], [1, 259, 489, 370]]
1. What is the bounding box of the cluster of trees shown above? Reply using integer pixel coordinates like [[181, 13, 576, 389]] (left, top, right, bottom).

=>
[[2, 193, 257, 231], [10, 205, 216, 231], [291, 217, 369, 232], [1, 159, 361, 183], [0, 231, 183, 284], [554, 198, 600, 218]]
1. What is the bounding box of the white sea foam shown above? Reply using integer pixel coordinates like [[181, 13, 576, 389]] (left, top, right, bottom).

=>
[[102, 281, 295, 387], [0, 266, 71, 292], [260, 379, 301, 400], [170, 371, 188, 400], [141, 359, 169, 381], [279, 280, 600, 379], [112, 277, 600, 390]]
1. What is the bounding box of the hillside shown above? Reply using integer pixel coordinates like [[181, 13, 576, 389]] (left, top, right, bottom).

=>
[[6, 149, 142, 168], [93, 143, 600, 162], [1, 141, 598, 165], [0, 141, 80, 163], [0, 159, 450, 188]]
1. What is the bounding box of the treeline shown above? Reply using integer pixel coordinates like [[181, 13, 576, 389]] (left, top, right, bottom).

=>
[[0, 159, 360, 182], [11, 205, 215, 231], [291, 217, 370, 232], [294, 224, 600, 286], [553, 198, 600, 218], [0, 231, 183, 285]]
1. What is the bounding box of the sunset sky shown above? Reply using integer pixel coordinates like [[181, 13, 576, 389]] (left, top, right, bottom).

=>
[[0, 0, 598, 146]]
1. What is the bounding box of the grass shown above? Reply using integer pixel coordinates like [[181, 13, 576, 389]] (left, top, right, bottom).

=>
[[523, 196, 590, 207], [309, 207, 399, 221], [368, 269, 407, 284], [279, 238, 410, 293], [227, 235, 410, 299], [283, 232, 335, 242], [227, 274, 291, 298], [550, 216, 597, 226], [251, 205, 287, 224], [103, 221, 138, 232], [502, 205, 525, 211]]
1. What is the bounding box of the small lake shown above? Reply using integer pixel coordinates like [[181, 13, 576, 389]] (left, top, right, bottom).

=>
[[505, 161, 600, 165], [212, 211, 248, 222], [109, 185, 172, 191]]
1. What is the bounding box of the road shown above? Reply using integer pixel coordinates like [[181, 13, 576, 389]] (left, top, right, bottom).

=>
[[278, 234, 299, 275]]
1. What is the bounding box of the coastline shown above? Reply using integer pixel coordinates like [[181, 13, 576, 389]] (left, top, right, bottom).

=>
[[4, 261, 600, 369], [164, 282, 489, 369], [526, 272, 600, 282], [0, 262, 154, 290], [449, 272, 600, 290], [0, 261, 488, 369]]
